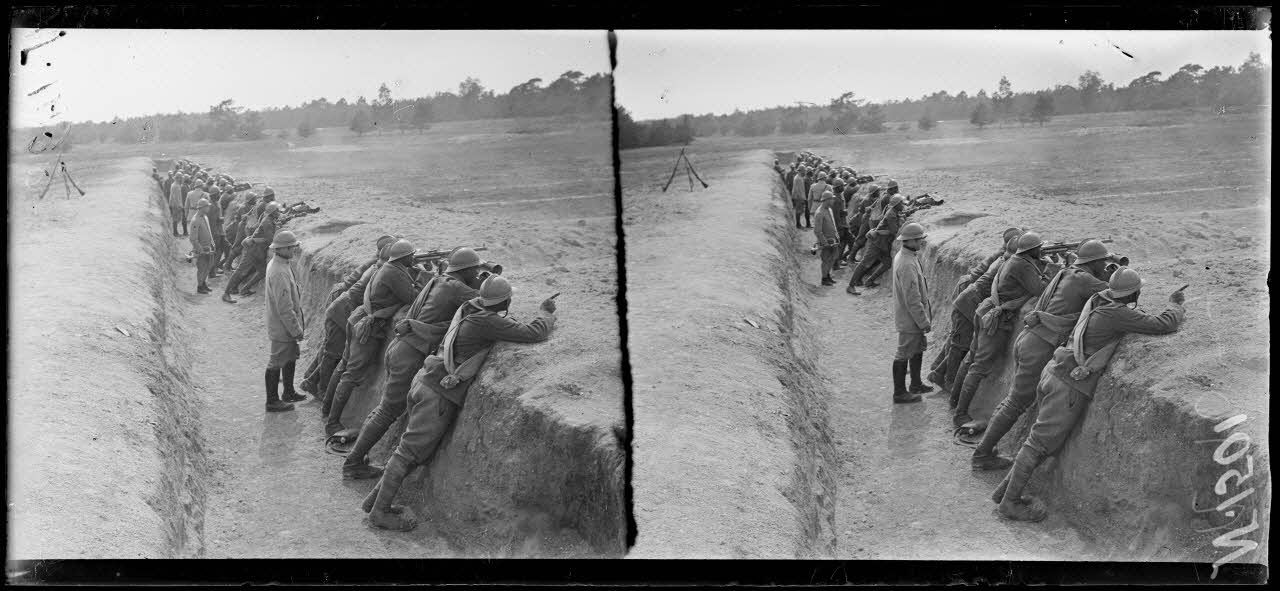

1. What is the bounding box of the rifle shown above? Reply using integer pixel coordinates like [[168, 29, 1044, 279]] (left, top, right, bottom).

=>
[[411, 246, 501, 277], [1041, 238, 1130, 267]]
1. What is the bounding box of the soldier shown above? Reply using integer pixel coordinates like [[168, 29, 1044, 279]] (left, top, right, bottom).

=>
[[829, 177, 849, 271], [225, 193, 259, 272], [888, 222, 933, 403], [168, 173, 188, 236], [325, 239, 421, 436], [790, 166, 809, 228], [847, 192, 905, 294], [237, 187, 279, 296], [341, 247, 490, 480], [222, 201, 280, 303], [205, 185, 226, 280], [847, 183, 883, 264], [264, 230, 307, 412], [361, 276, 557, 531], [952, 231, 1051, 428], [185, 179, 208, 222], [970, 239, 1114, 470], [189, 199, 215, 295], [992, 268, 1186, 521], [927, 228, 1023, 390], [318, 238, 397, 416], [784, 163, 798, 197], [216, 189, 240, 271], [298, 235, 397, 398], [814, 192, 840, 286]]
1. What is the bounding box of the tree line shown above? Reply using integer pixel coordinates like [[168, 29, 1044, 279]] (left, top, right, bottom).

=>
[[620, 52, 1270, 149], [47, 70, 612, 146]]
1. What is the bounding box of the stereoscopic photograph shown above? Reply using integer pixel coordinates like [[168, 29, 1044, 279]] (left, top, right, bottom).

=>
[[6, 14, 1272, 586]]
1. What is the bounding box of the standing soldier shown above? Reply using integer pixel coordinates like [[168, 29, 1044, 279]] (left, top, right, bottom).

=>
[[189, 199, 215, 295], [814, 192, 840, 286], [297, 235, 396, 399], [970, 239, 1114, 470], [847, 183, 881, 263], [168, 173, 188, 236], [790, 166, 808, 228], [205, 185, 226, 280], [264, 230, 307, 412], [847, 192, 905, 294], [889, 222, 932, 403], [341, 247, 489, 480], [829, 177, 849, 271], [361, 276, 558, 531], [325, 239, 421, 436], [992, 268, 1186, 521], [185, 179, 209, 223], [952, 231, 1051, 428]]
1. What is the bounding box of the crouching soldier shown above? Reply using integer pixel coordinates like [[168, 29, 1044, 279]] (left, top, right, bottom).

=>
[[362, 276, 557, 531], [992, 268, 1186, 521], [341, 247, 489, 480]]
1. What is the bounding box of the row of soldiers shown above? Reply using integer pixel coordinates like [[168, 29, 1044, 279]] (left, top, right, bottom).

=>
[[781, 150, 1189, 523], [154, 159, 560, 532]]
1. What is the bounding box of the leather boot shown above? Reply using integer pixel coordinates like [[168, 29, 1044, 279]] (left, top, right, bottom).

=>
[[321, 360, 345, 417], [280, 361, 306, 402], [325, 381, 355, 436], [365, 455, 418, 531], [953, 372, 981, 427], [343, 421, 388, 480], [864, 261, 888, 287], [942, 347, 966, 391], [298, 355, 322, 394], [265, 368, 294, 412], [926, 346, 950, 387], [998, 447, 1047, 522], [908, 352, 933, 394], [971, 402, 1018, 470], [891, 359, 920, 403]]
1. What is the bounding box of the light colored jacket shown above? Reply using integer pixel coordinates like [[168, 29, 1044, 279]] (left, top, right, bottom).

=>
[[168, 182, 185, 209], [807, 181, 829, 209], [814, 205, 838, 245], [892, 247, 932, 333], [265, 255, 305, 342], [188, 212, 213, 254], [790, 175, 806, 203], [185, 188, 207, 213]]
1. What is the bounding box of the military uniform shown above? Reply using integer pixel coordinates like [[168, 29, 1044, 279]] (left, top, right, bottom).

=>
[[847, 202, 902, 289], [299, 257, 379, 396]]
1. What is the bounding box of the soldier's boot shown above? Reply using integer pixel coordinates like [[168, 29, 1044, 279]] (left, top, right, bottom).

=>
[[298, 355, 323, 394], [907, 352, 933, 394], [280, 361, 306, 403], [325, 381, 355, 436], [997, 447, 1048, 522], [343, 422, 389, 480], [971, 403, 1018, 471], [926, 346, 950, 387], [314, 356, 341, 403], [942, 348, 966, 392], [864, 261, 889, 288], [950, 359, 973, 409], [846, 261, 869, 293], [891, 359, 920, 404], [365, 456, 418, 531], [952, 372, 982, 427], [321, 361, 345, 417], [264, 368, 294, 413]]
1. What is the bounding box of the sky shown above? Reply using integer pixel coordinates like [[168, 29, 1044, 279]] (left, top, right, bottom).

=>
[[614, 30, 1271, 120], [9, 29, 611, 129]]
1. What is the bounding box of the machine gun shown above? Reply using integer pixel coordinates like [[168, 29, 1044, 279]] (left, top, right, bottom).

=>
[[1041, 238, 1129, 268], [412, 246, 502, 278]]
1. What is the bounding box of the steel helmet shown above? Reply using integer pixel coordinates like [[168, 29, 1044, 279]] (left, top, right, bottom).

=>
[[196, 198, 211, 210], [832, 177, 846, 187], [445, 247, 484, 273], [1004, 237, 1019, 254], [888, 194, 906, 208], [1103, 267, 1144, 299], [1001, 227, 1022, 245], [897, 222, 927, 241], [477, 275, 513, 306], [867, 184, 881, 195], [263, 202, 282, 215], [262, 187, 276, 200], [375, 234, 397, 253], [1074, 239, 1110, 264], [386, 239, 415, 262], [821, 190, 836, 204], [886, 179, 900, 190], [270, 230, 299, 249], [1015, 231, 1044, 254]]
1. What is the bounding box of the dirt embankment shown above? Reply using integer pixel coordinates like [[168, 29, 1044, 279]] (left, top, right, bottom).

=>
[[8, 157, 208, 558], [286, 223, 626, 557], [625, 149, 837, 558]]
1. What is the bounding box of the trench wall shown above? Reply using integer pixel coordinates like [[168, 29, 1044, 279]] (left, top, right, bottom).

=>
[[293, 239, 626, 556], [913, 216, 1271, 562]]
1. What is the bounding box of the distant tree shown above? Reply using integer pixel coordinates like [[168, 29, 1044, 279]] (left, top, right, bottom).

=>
[[616, 106, 644, 149], [1078, 70, 1104, 112], [349, 109, 372, 136], [809, 116, 828, 134], [375, 82, 394, 134], [297, 117, 315, 138], [970, 102, 994, 129], [410, 98, 433, 133], [238, 111, 265, 140], [647, 119, 673, 144], [672, 115, 695, 144], [828, 91, 864, 134], [917, 109, 936, 130], [994, 75, 1015, 120], [208, 99, 243, 141], [856, 104, 886, 133], [1030, 93, 1055, 126]]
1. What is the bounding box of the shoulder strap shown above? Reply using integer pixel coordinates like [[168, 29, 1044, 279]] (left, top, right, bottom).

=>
[[1034, 268, 1069, 312], [407, 276, 441, 320]]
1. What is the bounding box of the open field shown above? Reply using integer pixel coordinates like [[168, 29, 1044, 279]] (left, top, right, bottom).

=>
[[622, 107, 1269, 562], [9, 115, 626, 557]]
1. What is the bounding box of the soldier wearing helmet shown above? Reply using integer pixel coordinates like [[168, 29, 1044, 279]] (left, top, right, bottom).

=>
[[847, 193, 907, 294], [168, 171, 189, 236], [325, 238, 423, 437], [847, 183, 882, 263], [952, 231, 1053, 428], [994, 268, 1186, 522], [813, 192, 841, 286], [189, 198, 215, 295], [887, 222, 932, 403], [970, 238, 1117, 471], [790, 165, 809, 227], [341, 247, 495, 480], [235, 200, 286, 297], [926, 228, 1023, 394], [262, 230, 306, 412], [297, 235, 398, 399], [364, 275, 559, 532], [222, 201, 282, 302]]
